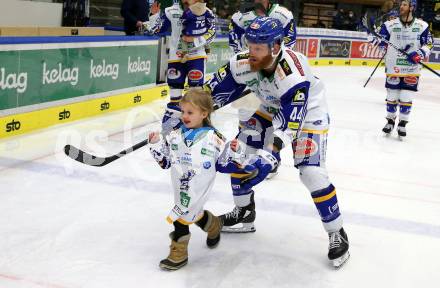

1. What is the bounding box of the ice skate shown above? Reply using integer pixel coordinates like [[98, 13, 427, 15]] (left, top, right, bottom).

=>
[[397, 120, 407, 140], [159, 233, 190, 271], [328, 228, 350, 269], [219, 195, 256, 233], [382, 117, 395, 136]]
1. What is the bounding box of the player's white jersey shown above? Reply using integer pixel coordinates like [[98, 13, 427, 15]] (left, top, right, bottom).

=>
[[379, 18, 433, 76], [229, 4, 296, 52], [149, 127, 227, 224], [228, 47, 327, 138], [146, 3, 216, 61]]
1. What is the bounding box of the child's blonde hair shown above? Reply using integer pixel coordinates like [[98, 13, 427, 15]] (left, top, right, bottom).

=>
[[180, 88, 214, 127]]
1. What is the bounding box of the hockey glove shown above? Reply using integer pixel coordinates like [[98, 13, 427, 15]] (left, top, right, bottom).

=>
[[161, 105, 182, 136], [407, 50, 424, 64], [240, 150, 278, 191]]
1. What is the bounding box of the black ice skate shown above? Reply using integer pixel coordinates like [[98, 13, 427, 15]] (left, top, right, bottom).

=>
[[397, 120, 408, 140], [219, 194, 256, 233], [382, 118, 395, 135], [328, 228, 350, 269]]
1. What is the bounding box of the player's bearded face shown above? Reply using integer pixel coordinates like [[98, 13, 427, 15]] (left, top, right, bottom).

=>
[[248, 43, 273, 71], [399, 2, 411, 17]]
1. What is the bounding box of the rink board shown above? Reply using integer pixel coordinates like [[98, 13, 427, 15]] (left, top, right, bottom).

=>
[[0, 84, 168, 139]]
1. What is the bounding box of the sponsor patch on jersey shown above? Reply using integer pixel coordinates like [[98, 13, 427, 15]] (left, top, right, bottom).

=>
[[246, 117, 257, 128], [180, 192, 191, 207], [293, 137, 318, 158], [203, 161, 211, 169], [412, 28, 420, 32], [396, 59, 411, 66], [250, 23, 260, 29], [403, 76, 418, 85], [393, 28, 401, 32], [386, 76, 400, 85], [280, 59, 292, 76], [237, 53, 250, 61], [171, 144, 178, 150], [188, 69, 204, 81], [201, 148, 214, 157], [286, 50, 305, 76], [167, 68, 181, 80]]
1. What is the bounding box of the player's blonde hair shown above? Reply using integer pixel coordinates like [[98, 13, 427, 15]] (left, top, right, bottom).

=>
[[180, 87, 214, 127]]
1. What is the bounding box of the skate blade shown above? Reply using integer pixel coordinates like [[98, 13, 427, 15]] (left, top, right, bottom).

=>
[[265, 171, 278, 180], [221, 222, 256, 233], [332, 251, 350, 269]]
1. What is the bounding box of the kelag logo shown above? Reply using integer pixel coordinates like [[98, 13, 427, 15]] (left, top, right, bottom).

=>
[[6, 119, 21, 132], [59, 109, 71, 120], [100, 101, 110, 111]]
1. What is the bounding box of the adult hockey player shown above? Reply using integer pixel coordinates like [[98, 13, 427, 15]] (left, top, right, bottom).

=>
[[145, 0, 216, 135], [376, 0, 433, 138], [205, 17, 350, 268], [228, 0, 297, 178], [229, 0, 296, 53]]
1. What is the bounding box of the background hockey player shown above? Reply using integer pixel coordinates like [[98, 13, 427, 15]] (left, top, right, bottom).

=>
[[204, 17, 350, 268], [148, 88, 269, 271], [229, 0, 296, 53], [179, 0, 213, 56], [145, 0, 216, 135], [375, 0, 433, 138], [228, 0, 297, 178]]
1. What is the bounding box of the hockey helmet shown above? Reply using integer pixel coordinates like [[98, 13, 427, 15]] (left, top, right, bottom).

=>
[[245, 17, 284, 48]]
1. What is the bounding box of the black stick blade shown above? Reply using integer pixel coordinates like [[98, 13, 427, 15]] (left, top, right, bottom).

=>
[[64, 145, 109, 167]]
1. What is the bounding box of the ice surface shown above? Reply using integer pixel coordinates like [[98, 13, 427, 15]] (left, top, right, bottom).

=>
[[1, 66, 439, 288]]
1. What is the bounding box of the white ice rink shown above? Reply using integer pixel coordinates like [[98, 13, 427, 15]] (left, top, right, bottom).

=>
[[1, 66, 439, 288]]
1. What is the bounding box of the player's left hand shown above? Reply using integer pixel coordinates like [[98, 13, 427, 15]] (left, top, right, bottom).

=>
[[407, 50, 424, 64], [240, 150, 278, 191]]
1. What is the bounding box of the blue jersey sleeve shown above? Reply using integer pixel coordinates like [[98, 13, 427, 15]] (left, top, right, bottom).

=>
[[150, 13, 171, 34], [229, 19, 245, 53], [283, 19, 297, 48], [272, 81, 310, 139], [204, 62, 247, 108]]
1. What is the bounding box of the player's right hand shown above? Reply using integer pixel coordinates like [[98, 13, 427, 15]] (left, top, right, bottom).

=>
[[148, 131, 160, 144]]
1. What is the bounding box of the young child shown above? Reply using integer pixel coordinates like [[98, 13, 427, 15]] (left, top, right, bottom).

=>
[[178, 0, 214, 56], [148, 88, 254, 271]]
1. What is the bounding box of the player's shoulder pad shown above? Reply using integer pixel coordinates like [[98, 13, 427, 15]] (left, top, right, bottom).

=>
[[165, 4, 182, 18], [277, 48, 307, 81], [272, 4, 294, 22], [414, 18, 429, 30], [231, 11, 243, 24]]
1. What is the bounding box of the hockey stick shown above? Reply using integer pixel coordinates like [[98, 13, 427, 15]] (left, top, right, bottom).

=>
[[64, 89, 253, 167], [362, 14, 440, 78], [363, 52, 386, 88]]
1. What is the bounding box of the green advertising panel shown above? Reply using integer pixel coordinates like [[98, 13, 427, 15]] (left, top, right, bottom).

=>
[[0, 43, 158, 110], [206, 38, 234, 74]]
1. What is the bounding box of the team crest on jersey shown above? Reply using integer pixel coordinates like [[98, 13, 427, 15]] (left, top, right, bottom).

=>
[[293, 88, 306, 104], [167, 68, 181, 80], [280, 59, 292, 76]]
